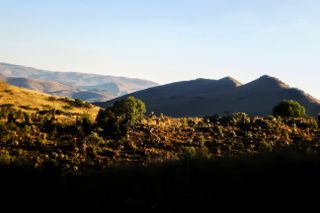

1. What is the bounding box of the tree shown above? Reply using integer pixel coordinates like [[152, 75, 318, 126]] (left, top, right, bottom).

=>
[[272, 100, 306, 118], [96, 96, 146, 136]]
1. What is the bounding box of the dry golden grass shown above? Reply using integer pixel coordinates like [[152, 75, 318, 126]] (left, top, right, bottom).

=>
[[0, 81, 100, 120]]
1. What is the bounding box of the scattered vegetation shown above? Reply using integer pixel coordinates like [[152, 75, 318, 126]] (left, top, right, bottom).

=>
[[1, 86, 320, 209], [59, 97, 92, 108], [0, 95, 319, 173]]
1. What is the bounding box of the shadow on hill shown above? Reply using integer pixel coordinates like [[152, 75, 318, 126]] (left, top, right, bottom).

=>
[[1, 150, 320, 211]]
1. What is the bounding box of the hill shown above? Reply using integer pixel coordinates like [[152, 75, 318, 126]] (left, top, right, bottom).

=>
[[0, 81, 100, 120], [99, 75, 320, 117], [1, 78, 320, 210], [5, 77, 74, 96], [1, 76, 114, 102], [0, 62, 158, 102]]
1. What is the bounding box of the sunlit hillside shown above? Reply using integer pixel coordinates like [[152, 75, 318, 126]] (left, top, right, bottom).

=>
[[0, 81, 100, 121]]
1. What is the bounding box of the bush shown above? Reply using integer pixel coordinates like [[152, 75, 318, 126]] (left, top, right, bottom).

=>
[[59, 97, 91, 108], [74, 98, 91, 108], [0, 149, 12, 166], [48, 96, 58, 102], [96, 96, 146, 136], [272, 100, 306, 118], [83, 132, 105, 146], [76, 114, 94, 135], [230, 112, 251, 126]]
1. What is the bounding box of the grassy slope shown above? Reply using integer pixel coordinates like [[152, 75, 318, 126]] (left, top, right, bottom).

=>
[[0, 81, 100, 120]]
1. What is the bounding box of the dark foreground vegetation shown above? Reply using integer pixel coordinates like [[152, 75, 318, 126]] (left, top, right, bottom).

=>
[[1, 97, 320, 210], [1, 151, 320, 211]]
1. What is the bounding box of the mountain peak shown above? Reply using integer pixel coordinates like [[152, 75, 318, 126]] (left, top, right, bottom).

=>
[[255, 75, 289, 88], [194, 78, 212, 81], [101, 74, 320, 117], [219, 76, 242, 87], [259, 75, 281, 82]]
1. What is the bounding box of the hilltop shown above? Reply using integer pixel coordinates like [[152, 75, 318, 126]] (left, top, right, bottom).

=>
[[100, 75, 320, 117]]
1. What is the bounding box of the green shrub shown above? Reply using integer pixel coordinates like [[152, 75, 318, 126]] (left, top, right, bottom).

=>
[[230, 112, 251, 126], [84, 132, 105, 146], [272, 100, 306, 118], [96, 96, 146, 136], [179, 146, 211, 160], [180, 147, 197, 160], [48, 96, 58, 101], [76, 114, 94, 135], [74, 98, 91, 108], [0, 149, 12, 166]]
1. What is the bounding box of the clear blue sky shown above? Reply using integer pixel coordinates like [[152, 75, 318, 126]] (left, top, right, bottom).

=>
[[0, 0, 320, 97]]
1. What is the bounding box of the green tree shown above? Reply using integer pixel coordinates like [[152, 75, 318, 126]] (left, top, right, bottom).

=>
[[96, 96, 146, 136], [272, 100, 306, 118]]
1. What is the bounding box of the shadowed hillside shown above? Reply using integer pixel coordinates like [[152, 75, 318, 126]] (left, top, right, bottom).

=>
[[100, 75, 320, 117]]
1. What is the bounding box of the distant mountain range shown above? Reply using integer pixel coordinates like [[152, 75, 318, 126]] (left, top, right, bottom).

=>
[[99, 75, 320, 117], [0, 62, 158, 102], [2, 62, 319, 117]]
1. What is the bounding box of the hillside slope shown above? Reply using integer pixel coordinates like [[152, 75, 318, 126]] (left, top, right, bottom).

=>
[[0, 62, 158, 102], [2, 76, 114, 102], [99, 75, 320, 117], [5, 77, 74, 95], [0, 81, 100, 120]]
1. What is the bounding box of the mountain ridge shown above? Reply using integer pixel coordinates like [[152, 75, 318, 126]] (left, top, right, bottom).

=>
[[98, 75, 320, 117], [0, 62, 158, 102]]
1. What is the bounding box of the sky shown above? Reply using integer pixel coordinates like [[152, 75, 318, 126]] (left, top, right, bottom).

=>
[[0, 0, 320, 97]]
